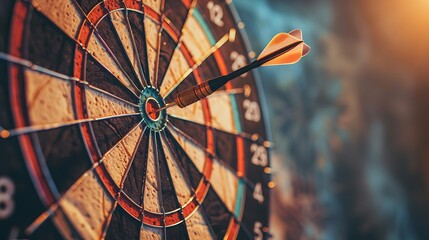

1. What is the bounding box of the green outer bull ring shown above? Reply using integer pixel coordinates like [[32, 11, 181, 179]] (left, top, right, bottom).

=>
[[139, 86, 167, 132]]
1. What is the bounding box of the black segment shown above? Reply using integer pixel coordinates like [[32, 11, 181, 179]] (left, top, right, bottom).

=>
[[0, 0, 14, 129], [31, 220, 63, 239], [168, 114, 207, 148], [236, 225, 253, 240], [165, 129, 203, 189], [164, 0, 188, 33], [86, 54, 138, 103], [198, 55, 222, 82], [122, 130, 149, 205], [30, 215, 72, 240], [156, 0, 191, 88], [95, 11, 142, 89], [74, 0, 102, 14], [38, 125, 92, 193], [169, 116, 238, 172], [127, 11, 150, 84], [156, 134, 182, 212], [166, 222, 190, 240], [214, 128, 238, 172], [0, 0, 13, 52], [91, 116, 140, 155], [105, 206, 141, 240], [155, 32, 176, 88], [28, 11, 74, 76], [201, 187, 233, 239]]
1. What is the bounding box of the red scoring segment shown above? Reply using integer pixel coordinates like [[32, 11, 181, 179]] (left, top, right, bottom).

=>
[[145, 98, 160, 120]]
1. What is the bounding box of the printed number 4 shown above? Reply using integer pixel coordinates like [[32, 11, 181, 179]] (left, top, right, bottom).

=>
[[253, 182, 264, 204], [254, 221, 263, 240]]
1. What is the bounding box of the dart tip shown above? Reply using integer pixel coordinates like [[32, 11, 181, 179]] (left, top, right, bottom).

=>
[[147, 102, 176, 115], [147, 108, 161, 115]]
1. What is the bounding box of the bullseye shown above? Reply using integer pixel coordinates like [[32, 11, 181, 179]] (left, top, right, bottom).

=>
[[145, 98, 161, 121], [139, 86, 167, 131]]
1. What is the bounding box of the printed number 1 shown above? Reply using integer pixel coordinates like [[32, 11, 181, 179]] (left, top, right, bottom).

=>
[[207, 1, 224, 27]]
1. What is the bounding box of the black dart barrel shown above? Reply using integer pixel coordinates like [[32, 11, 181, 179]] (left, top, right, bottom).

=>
[[170, 40, 304, 108]]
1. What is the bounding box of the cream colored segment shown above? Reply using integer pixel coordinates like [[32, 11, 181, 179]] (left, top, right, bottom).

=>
[[142, 0, 162, 14], [103, 126, 143, 187], [168, 129, 205, 173], [207, 94, 236, 133], [182, 16, 211, 61], [186, 209, 214, 240], [87, 35, 138, 94], [140, 226, 162, 240], [159, 50, 190, 97], [85, 88, 137, 118], [32, 0, 82, 38], [167, 103, 205, 126], [24, 69, 74, 125], [59, 171, 114, 240], [160, 137, 192, 205], [144, 135, 162, 212], [159, 15, 211, 97], [144, 17, 159, 85], [110, 11, 143, 83], [209, 160, 238, 213]]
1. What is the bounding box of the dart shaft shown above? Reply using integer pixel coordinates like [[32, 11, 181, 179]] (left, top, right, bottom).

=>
[[160, 40, 304, 111], [170, 62, 257, 109]]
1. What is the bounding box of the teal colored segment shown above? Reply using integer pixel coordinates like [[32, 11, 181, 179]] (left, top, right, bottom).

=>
[[234, 179, 245, 217], [193, 9, 216, 45], [230, 96, 242, 133]]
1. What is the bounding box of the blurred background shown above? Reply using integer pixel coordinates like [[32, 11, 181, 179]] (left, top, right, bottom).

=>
[[234, 0, 429, 239]]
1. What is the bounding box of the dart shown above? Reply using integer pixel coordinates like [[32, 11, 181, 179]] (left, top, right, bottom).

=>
[[153, 29, 310, 113], [1, 0, 316, 235]]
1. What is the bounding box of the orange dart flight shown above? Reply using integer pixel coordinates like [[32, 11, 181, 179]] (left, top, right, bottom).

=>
[[153, 30, 311, 112], [258, 29, 311, 66]]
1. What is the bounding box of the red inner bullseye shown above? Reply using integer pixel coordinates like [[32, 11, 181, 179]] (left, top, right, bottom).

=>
[[146, 98, 160, 120]]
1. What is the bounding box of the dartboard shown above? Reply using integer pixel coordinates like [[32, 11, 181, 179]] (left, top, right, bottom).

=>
[[0, 0, 271, 239]]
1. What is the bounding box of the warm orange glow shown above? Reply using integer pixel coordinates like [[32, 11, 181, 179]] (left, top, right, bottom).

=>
[[362, 0, 429, 69]]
